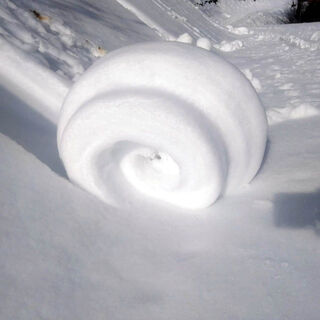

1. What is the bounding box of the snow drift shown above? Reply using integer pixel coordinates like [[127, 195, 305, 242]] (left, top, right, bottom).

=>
[[58, 41, 267, 209]]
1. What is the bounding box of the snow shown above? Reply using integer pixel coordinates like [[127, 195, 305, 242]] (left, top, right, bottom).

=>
[[1, 0, 320, 318], [226, 25, 250, 35], [0, 0, 159, 80], [0, 37, 70, 123], [58, 41, 267, 209], [241, 67, 262, 92], [207, 0, 293, 27], [213, 38, 243, 52], [267, 102, 319, 125], [176, 32, 194, 44], [196, 36, 212, 50], [1, 119, 320, 320], [311, 30, 320, 41]]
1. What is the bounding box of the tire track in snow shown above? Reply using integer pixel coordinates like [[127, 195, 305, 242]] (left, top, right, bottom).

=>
[[153, 0, 231, 42], [115, 0, 234, 43], [114, 0, 176, 40]]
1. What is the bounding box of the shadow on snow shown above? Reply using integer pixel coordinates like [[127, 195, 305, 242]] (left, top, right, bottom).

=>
[[0, 84, 66, 177]]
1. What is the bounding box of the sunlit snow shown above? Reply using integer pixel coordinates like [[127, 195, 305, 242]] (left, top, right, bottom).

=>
[[0, 0, 320, 319]]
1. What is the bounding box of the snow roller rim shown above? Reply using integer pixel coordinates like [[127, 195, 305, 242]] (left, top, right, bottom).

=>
[[58, 41, 267, 209]]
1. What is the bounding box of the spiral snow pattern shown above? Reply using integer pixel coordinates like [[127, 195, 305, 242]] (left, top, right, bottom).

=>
[[58, 42, 267, 209]]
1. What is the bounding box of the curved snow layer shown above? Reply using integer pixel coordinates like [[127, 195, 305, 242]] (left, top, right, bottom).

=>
[[58, 42, 267, 209]]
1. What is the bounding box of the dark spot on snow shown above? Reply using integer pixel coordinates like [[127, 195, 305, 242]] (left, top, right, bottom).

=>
[[150, 153, 162, 161], [273, 189, 320, 236], [31, 9, 41, 19], [30, 9, 50, 22]]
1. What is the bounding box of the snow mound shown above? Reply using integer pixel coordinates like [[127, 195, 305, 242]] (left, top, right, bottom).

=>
[[226, 25, 251, 35], [281, 35, 319, 51], [196, 37, 211, 50], [311, 31, 320, 41], [241, 68, 262, 92], [58, 41, 267, 209], [213, 39, 243, 52], [176, 32, 193, 44], [267, 103, 320, 125]]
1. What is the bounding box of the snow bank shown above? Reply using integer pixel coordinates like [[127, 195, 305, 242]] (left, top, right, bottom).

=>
[[241, 68, 262, 92], [176, 32, 193, 44], [213, 0, 292, 27], [196, 37, 211, 50], [58, 41, 267, 209], [267, 103, 320, 125], [213, 39, 243, 52], [0, 37, 70, 123]]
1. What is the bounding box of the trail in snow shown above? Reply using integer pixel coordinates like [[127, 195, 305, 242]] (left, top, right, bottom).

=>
[[0, 0, 159, 80], [115, 0, 235, 44], [115, 0, 176, 40], [228, 23, 320, 123]]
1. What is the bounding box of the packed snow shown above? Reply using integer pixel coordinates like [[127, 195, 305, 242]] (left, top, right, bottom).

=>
[[196, 36, 212, 50], [58, 41, 267, 209], [0, 37, 70, 123], [1, 0, 320, 319]]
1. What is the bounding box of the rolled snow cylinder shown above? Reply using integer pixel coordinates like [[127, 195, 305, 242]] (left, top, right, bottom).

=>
[[58, 41, 267, 209]]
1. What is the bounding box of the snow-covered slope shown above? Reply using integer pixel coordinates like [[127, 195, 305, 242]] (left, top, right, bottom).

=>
[[0, 0, 160, 80], [1, 0, 320, 319], [1, 114, 320, 320]]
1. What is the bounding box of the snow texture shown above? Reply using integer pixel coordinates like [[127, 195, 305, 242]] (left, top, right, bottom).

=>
[[196, 37, 211, 50], [0, 37, 70, 123], [214, 39, 243, 52], [176, 32, 194, 44], [58, 41, 267, 209], [1, 0, 320, 318]]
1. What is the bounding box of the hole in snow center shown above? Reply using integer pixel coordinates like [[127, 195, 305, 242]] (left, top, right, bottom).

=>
[[121, 148, 181, 192]]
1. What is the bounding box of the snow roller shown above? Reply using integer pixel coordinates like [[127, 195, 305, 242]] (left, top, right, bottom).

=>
[[56, 41, 267, 209]]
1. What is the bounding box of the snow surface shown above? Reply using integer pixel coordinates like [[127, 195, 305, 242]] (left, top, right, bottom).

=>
[[58, 41, 267, 209], [1, 0, 320, 318], [0, 37, 70, 123]]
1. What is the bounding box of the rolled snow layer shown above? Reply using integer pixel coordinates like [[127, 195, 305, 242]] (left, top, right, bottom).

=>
[[58, 42, 267, 209]]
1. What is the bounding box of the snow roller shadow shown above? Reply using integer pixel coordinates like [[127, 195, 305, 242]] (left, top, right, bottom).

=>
[[258, 138, 271, 173], [0, 85, 66, 177], [273, 189, 320, 236]]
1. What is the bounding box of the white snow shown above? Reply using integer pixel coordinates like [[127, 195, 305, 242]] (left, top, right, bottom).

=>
[[1, 0, 320, 318], [267, 103, 320, 125], [226, 25, 250, 35], [213, 39, 243, 52], [241, 68, 262, 92], [208, 0, 293, 27], [196, 36, 212, 50], [115, 0, 176, 40], [311, 30, 320, 41], [58, 41, 267, 209], [0, 37, 70, 123], [176, 32, 194, 44], [0, 0, 159, 80]]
